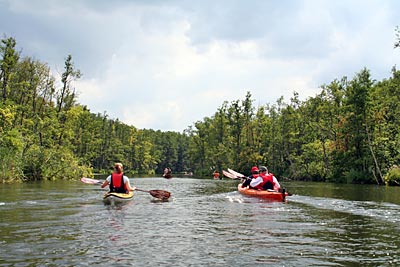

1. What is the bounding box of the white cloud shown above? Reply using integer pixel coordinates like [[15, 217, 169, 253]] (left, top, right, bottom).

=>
[[1, 0, 400, 131]]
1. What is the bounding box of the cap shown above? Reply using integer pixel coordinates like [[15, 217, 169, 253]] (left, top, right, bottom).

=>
[[251, 166, 259, 172], [259, 166, 268, 172]]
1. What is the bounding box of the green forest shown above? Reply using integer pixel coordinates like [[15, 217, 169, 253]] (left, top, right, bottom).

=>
[[1, 35, 400, 185]]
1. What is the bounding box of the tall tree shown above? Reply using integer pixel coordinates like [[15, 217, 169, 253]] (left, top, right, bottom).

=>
[[0, 37, 19, 102], [56, 55, 81, 145], [341, 69, 378, 183], [57, 55, 81, 114]]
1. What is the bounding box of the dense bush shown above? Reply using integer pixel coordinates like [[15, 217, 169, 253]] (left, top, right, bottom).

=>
[[384, 166, 400, 186]]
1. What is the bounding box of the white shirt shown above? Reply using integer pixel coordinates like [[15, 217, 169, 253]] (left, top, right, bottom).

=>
[[273, 176, 281, 190], [249, 174, 281, 190], [250, 176, 263, 187]]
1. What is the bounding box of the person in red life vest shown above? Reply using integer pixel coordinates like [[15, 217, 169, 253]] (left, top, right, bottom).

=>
[[101, 163, 136, 193], [163, 167, 172, 179], [213, 170, 220, 179], [250, 165, 281, 191], [268, 168, 281, 191], [241, 166, 259, 188]]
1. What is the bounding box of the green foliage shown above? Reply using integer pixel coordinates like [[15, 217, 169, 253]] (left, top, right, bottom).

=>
[[1, 37, 20, 102], [384, 166, 400, 186], [0, 104, 15, 131], [1, 35, 400, 185], [188, 68, 399, 184], [0, 129, 24, 183], [344, 169, 373, 184], [40, 147, 91, 181], [22, 145, 91, 181], [290, 141, 326, 181]]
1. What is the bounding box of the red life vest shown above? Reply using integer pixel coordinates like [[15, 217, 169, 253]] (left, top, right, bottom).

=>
[[110, 173, 127, 193], [254, 173, 274, 190]]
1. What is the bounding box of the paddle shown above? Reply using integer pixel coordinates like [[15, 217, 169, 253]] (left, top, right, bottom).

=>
[[135, 188, 171, 199], [222, 170, 240, 179], [81, 177, 103, 185], [228, 168, 246, 178], [80, 177, 171, 200]]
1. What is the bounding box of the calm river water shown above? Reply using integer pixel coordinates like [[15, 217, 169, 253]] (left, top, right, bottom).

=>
[[1, 178, 399, 267]]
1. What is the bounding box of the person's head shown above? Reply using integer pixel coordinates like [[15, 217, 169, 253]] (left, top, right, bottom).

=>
[[251, 166, 259, 175], [114, 163, 123, 173], [259, 166, 268, 174]]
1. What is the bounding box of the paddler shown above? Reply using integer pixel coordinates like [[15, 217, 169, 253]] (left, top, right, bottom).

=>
[[101, 163, 136, 193], [163, 167, 172, 179], [213, 170, 220, 179], [250, 165, 281, 191], [241, 166, 259, 188]]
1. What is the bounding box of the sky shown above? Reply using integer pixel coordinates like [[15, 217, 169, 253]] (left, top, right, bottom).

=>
[[1, 0, 399, 132]]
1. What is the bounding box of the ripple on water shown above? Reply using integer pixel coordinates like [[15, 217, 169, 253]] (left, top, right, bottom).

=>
[[0, 179, 399, 266]]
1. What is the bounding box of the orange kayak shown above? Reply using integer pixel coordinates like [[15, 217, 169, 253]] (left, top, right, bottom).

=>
[[237, 184, 288, 201]]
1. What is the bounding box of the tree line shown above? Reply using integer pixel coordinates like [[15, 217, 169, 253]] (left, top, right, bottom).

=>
[[1, 35, 399, 185]]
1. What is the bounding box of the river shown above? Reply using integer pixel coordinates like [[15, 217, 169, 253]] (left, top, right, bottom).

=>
[[0, 178, 399, 266]]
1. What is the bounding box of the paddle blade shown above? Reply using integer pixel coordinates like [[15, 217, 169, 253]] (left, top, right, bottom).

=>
[[149, 190, 171, 200], [222, 170, 239, 179], [228, 168, 245, 178], [81, 177, 102, 185]]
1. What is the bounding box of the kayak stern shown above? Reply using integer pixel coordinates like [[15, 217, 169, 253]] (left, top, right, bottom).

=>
[[103, 191, 134, 205]]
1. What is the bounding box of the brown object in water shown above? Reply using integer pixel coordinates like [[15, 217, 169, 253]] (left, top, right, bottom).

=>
[[136, 188, 171, 200]]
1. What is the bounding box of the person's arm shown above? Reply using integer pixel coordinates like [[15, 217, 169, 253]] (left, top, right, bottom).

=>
[[250, 177, 263, 188], [272, 176, 281, 190], [124, 176, 136, 191], [101, 175, 111, 188]]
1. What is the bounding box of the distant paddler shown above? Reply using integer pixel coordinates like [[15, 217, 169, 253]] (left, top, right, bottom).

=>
[[163, 167, 172, 179]]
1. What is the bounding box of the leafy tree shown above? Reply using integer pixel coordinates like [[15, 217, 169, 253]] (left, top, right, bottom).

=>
[[57, 55, 81, 114], [0, 37, 19, 102], [2, 35, 400, 186]]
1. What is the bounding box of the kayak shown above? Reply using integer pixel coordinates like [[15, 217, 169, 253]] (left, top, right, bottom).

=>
[[103, 191, 134, 205], [237, 184, 288, 201]]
